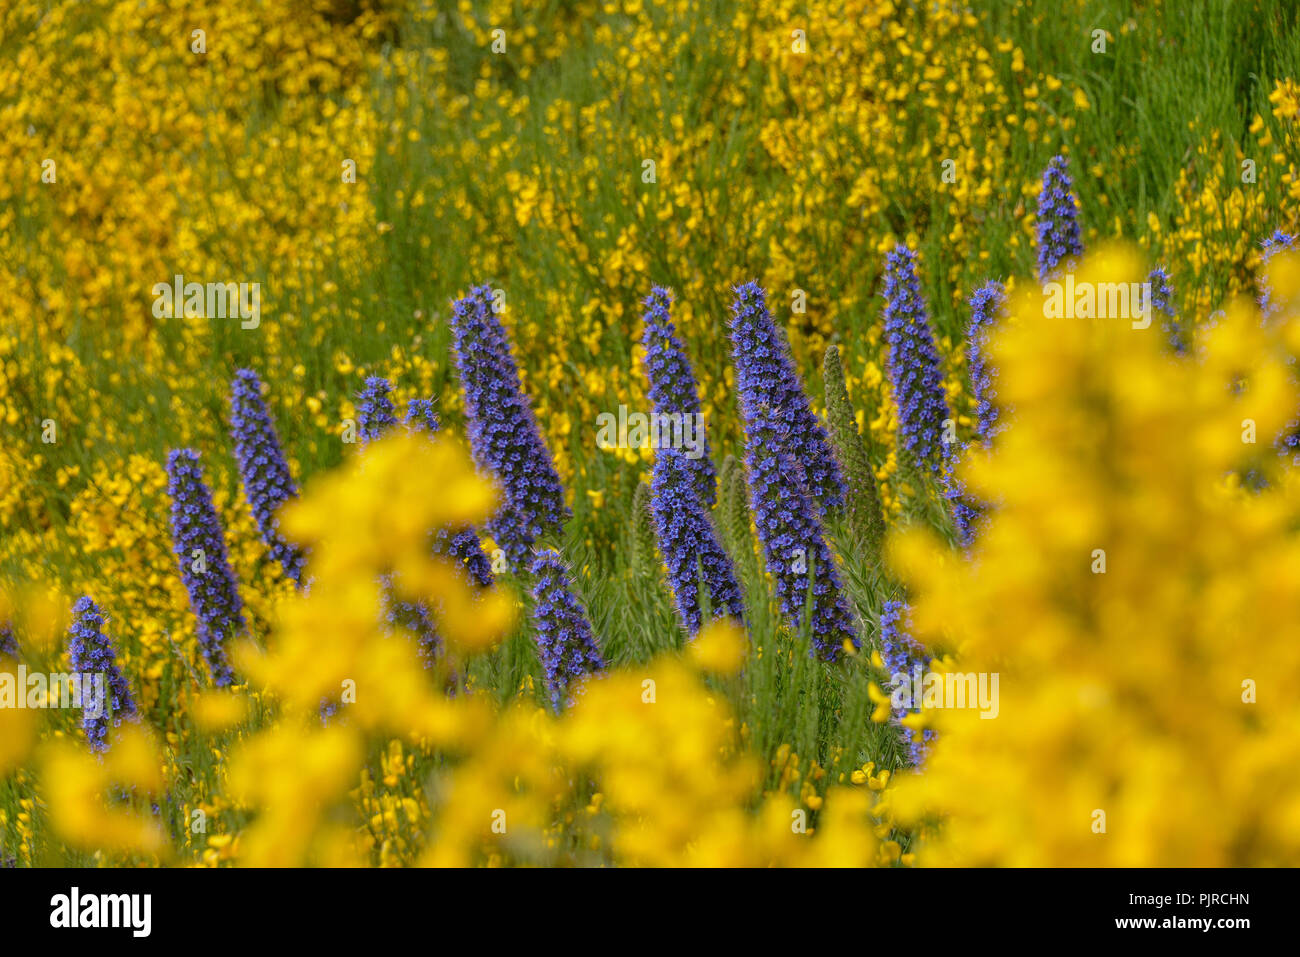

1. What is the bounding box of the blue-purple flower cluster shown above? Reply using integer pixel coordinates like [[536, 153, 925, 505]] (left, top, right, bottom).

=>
[[529, 549, 605, 709], [942, 461, 981, 550], [67, 596, 137, 753], [641, 286, 716, 507], [1035, 154, 1084, 282], [229, 368, 305, 584], [943, 281, 1006, 548], [357, 376, 398, 444], [882, 245, 951, 476], [0, 622, 16, 659], [1260, 230, 1297, 319], [1146, 267, 1185, 356], [650, 448, 745, 636], [879, 599, 934, 767], [165, 449, 241, 687], [967, 281, 1006, 448], [403, 396, 439, 434], [729, 281, 846, 510], [449, 285, 570, 571], [741, 405, 857, 661]]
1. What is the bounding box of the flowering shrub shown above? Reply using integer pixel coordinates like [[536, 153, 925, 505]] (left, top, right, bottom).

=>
[[3, 0, 1300, 870]]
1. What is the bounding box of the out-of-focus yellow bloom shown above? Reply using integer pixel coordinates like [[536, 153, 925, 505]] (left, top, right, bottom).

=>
[[0, 583, 68, 654], [0, 666, 38, 775], [228, 724, 365, 868], [688, 619, 747, 675], [40, 726, 167, 858], [192, 691, 249, 734], [889, 247, 1300, 866]]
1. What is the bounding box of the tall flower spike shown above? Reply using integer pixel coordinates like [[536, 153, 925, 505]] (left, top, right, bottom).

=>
[[822, 344, 887, 565], [879, 599, 934, 768], [1146, 267, 1185, 356], [650, 448, 745, 636], [882, 245, 951, 476], [1259, 230, 1297, 318], [640, 286, 716, 506], [67, 596, 137, 753], [943, 281, 1007, 548], [403, 398, 495, 588], [529, 550, 605, 709], [942, 455, 982, 550], [165, 449, 241, 687], [742, 404, 858, 662], [449, 285, 570, 570], [729, 281, 846, 510], [229, 368, 306, 584], [966, 281, 1007, 447], [1035, 154, 1084, 283], [357, 376, 397, 445]]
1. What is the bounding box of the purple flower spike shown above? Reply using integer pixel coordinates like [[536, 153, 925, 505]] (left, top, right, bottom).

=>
[[1035, 154, 1084, 283], [879, 600, 935, 768], [357, 377, 398, 445], [229, 369, 305, 584], [402, 397, 494, 588], [67, 596, 138, 753], [741, 404, 857, 662], [728, 281, 846, 511], [882, 245, 951, 476], [650, 448, 745, 636], [641, 285, 716, 507], [165, 449, 241, 687], [529, 549, 604, 710], [449, 285, 569, 571]]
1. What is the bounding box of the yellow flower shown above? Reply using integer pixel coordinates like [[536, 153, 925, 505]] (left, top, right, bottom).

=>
[[890, 247, 1300, 866], [40, 726, 168, 858], [192, 690, 249, 734], [688, 619, 747, 675]]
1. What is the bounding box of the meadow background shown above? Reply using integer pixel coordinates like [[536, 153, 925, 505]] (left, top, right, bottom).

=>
[[3, 0, 1300, 867]]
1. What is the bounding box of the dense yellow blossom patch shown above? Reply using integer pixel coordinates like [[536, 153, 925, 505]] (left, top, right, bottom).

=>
[[3, 0, 1300, 869], [889, 248, 1300, 865]]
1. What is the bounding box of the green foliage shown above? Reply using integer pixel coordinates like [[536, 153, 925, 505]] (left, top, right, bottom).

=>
[[823, 344, 888, 570], [629, 477, 660, 576]]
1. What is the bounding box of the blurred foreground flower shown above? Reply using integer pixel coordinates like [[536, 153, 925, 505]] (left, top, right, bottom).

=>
[[40, 725, 166, 859], [890, 246, 1300, 866]]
